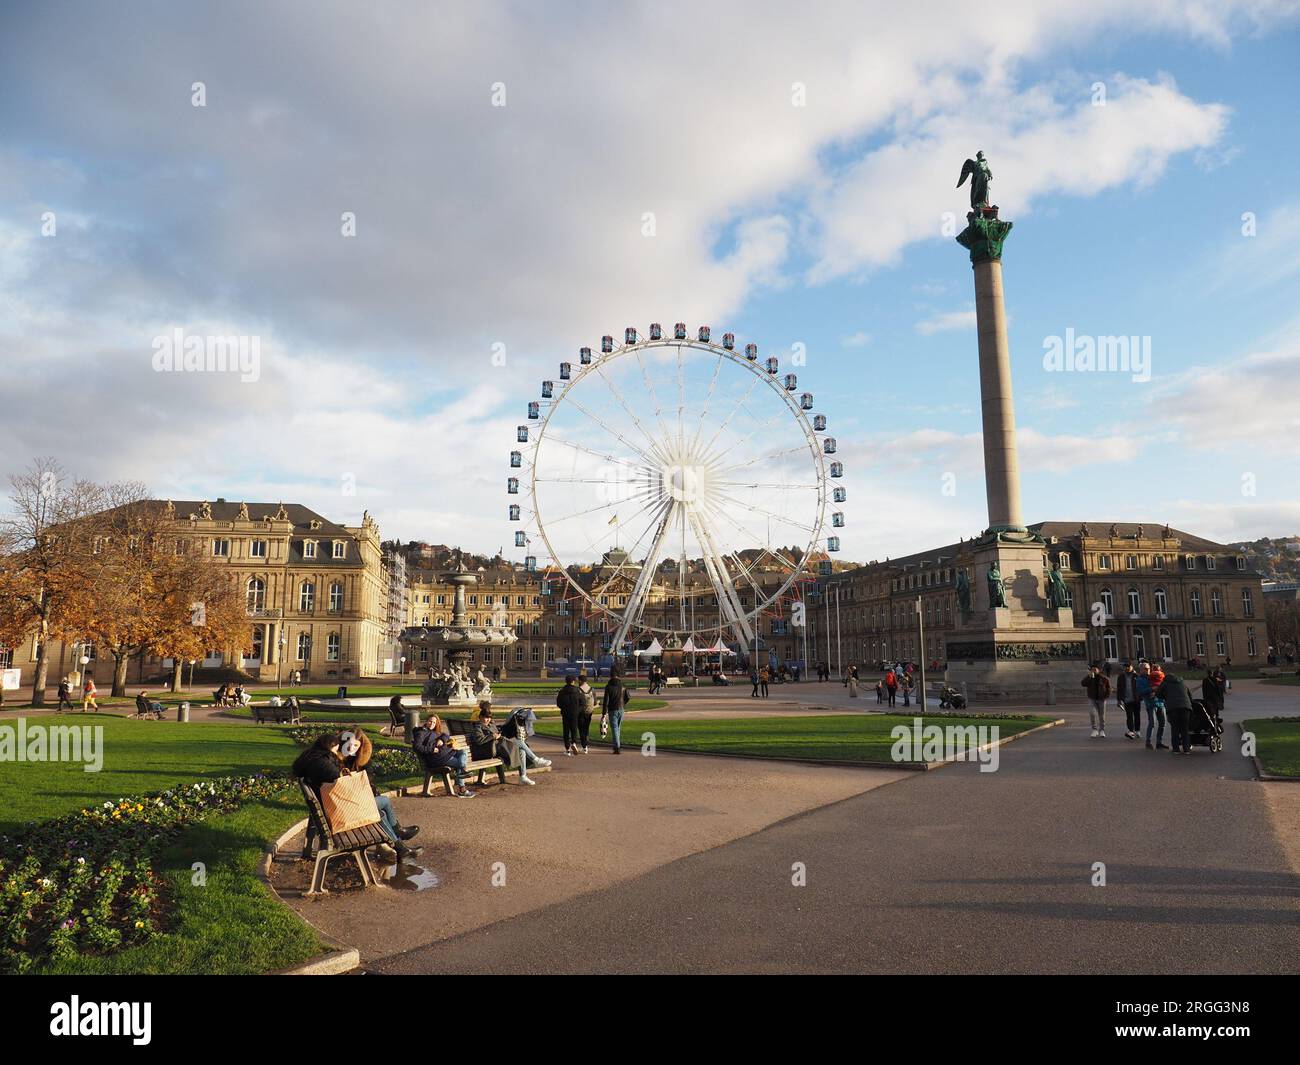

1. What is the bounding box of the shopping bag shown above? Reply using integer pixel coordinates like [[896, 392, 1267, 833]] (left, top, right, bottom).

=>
[[320, 771, 381, 833]]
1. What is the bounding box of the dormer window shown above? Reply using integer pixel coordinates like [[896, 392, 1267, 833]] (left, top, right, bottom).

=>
[[332, 540, 346, 559], [1236, 556, 1246, 571], [1184, 554, 1195, 569], [303, 540, 317, 559], [1205, 556, 1216, 571]]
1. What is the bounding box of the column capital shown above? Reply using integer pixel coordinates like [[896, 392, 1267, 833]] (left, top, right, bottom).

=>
[[956, 207, 1013, 265]]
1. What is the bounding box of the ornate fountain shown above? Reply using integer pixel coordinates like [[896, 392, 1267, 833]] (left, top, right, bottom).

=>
[[400, 559, 518, 707]]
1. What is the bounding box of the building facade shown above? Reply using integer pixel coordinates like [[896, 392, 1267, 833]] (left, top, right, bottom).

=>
[[808, 521, 1268, 674], [1, 499, 391, 689]]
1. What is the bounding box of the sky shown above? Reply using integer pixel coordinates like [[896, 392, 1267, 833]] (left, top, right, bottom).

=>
[[2, 0, 1299, 567]]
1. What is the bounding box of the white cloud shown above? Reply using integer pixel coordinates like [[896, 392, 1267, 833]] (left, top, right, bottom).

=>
[[840, 331, 872, 347], [915, 309, 977, 335]]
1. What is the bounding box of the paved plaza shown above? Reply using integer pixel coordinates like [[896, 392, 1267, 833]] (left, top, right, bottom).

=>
[[261, 679, 1300, 974]]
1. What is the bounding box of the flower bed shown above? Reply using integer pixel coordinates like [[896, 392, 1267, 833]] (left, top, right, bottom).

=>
[[0, 774, 288, 973]]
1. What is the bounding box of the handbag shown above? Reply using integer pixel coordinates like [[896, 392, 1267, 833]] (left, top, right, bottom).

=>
[[320, 771, 381, 833]]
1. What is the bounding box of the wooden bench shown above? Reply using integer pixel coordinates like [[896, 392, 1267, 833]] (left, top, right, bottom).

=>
[[664, 677, 682, 687], [421, 733, 507, 796], [252, 702, 301, 724], [297, 782, 389, 895]]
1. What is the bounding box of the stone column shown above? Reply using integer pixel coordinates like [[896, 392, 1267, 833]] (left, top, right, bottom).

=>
[[957, 208, 1025, 534]]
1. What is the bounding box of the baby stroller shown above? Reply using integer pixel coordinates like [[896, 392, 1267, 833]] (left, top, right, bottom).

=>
[[1187, 697, 1224, 752], [938, 685, 967, 711]]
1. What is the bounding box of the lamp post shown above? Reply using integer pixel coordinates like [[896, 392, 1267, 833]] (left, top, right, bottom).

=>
[[400, 654, 406, 678], [915, 596, 927, 713], [276, 634, 286, 688], [79, 653, 91, 697]]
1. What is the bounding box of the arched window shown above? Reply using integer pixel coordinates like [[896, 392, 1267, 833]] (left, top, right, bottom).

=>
[[1215, 632, 1226, 657], [1241, 588, 1253, 616], [1132, 628, 1146, 659], [299, 581, 315, 612], [1210, 590, 1223, 617], [1159, 628, 1173, 661], [1103, 628, 1118, 660], [329, 582, 343, 613], [1100, 588, 1114, 617], [1195, 632, 1205, 656], [1058, 552, 1071, 570], [326, 632, 341, 661], [1127, 588, 1141, 616], [1153, 587, 1168, 617], [1190, 589, 1202, 616], [246, 577, 265, 612], [296, 632, 311, 660]]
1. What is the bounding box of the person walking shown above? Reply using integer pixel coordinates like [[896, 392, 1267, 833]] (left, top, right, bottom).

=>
[[750, 665, 760, 698], [846, 664, 859, 698], [82, 676, 99, 713], [56, 677, 74, 713], [1137, 661, 1166, 749], [1116, 660, 1142, 739], [885, 668, 898, 707], [556, 674, 582, 756], [901, 672, 913, 708], [1081, 663, 1110, 738], [875, 678, 884, 704], [1201, 666, 1225, 720], [1157, 668, 1194, 754], [601, 668, 630, 753], [575, 672, 595, 754], [759, 665, 770, 698]]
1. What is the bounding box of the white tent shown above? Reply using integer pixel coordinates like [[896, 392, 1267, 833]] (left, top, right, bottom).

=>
[[634, 637, 664, 656], [704, 639, 733, 655], [681, 636, 697, 653]]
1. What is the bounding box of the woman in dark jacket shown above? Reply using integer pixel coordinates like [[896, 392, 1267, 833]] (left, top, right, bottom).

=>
[[412, 714, 475, 797], [292, 734, 343, 793], [556, 676, 582, 756], [601, 671, 630, 754]]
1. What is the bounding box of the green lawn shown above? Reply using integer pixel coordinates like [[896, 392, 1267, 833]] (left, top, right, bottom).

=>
[[1, 715, 423, 973], [535, 712, 1050, 763], [0, 716, 305, 833], [1260, 674, 1300, 686], [1244, 718, 1300, 777]]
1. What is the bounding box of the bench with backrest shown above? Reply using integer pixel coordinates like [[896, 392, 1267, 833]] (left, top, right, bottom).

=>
[[420, 721, 507, 796], [252, 701, 301, 724], [297, 781, 389, 895]]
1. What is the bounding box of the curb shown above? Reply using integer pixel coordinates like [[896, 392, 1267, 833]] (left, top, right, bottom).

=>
[[1236, 720, 1300, 782], [534, 716, 1065, 771], [257, 784, 416, 975]]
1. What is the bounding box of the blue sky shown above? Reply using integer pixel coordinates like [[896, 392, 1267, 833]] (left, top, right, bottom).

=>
[[1, 1, 1297, 563]]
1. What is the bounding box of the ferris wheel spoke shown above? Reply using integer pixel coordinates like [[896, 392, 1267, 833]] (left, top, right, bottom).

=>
[[610, 501, 676, 650], [686, 507, 754, 652], [545, 486, 655, 528], [710, 488, 819, 536], [594, 363, 672, 468], [634, 349, 677, 457], [542, 434, 650, 473], [709, 404, 796, 468], [563, 393, 665, 470], [690, 355, 724, 453], [699, 372, 761, 457], [589, 496, 673, 600], [714, 442, 814, 478]]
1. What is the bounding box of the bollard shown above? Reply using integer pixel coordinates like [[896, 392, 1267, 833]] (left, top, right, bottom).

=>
[[404, 707, 421, 743], [178, 701, 190, 722], [1046, 680, 1056, 706]]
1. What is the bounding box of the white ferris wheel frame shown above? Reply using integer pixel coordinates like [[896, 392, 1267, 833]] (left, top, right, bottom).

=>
[[517, 335, 834, 656]]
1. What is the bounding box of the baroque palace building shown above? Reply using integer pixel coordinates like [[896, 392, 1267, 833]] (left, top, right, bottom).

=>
[[2, 499, 395, 688], [807, 521, 1268, 673], [401, 547, 817, 674]]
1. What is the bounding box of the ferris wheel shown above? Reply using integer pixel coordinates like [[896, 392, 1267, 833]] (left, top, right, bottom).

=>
[[508, 323, 845, 655]]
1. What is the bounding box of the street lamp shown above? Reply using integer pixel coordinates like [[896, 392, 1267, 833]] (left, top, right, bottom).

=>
[[400, 654, 406, 677], [276, 634, 286, 688]]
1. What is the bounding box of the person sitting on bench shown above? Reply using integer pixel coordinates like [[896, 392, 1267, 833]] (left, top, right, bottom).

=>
[[293, 733, 420, 859], [472, 702, 549, 785], [134, 691, 164, 718], [412, 713, 475, 797], [337, 727, 420, 854]]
